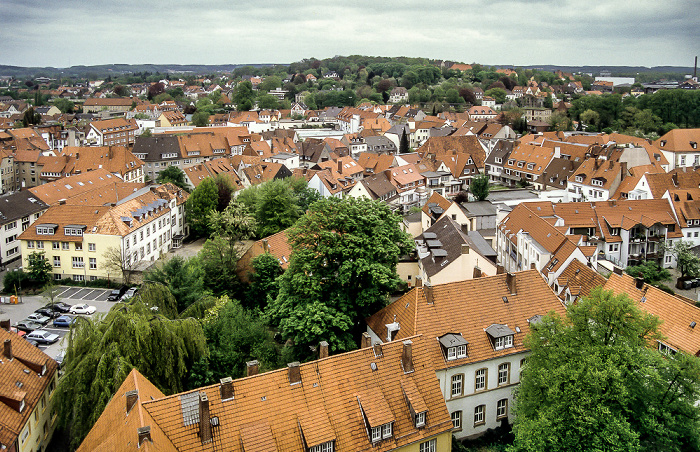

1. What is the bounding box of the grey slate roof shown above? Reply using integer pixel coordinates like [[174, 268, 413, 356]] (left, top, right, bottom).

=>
[[484, 323, 515, 338], [460, 201, 497, 217], [0, 191, 49, 224], [131, 136, 182, 162]]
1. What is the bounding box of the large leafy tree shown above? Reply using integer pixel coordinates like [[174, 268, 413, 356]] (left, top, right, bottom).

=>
[[54, 299, 207, 449], [624, 261, 671, 286], [664, 240, 700, 279], [268, 197, 414, 357], [185, 177, 218, 237], [469, 173, 490, 201], [255, 178, 301, 238], [511, 287, 700, 452], [26, 251, 52, 285], [245, 252, 283, 311], [143, 256, 207, 312], [233, 80, 255, 111], [156, 166, 189, 191]]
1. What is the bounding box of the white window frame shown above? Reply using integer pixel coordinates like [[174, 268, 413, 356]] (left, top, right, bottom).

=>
[[474, 405, 485, 426], [415, 411, 426, 428], [382, 422, 392, 439], [371, 426, 382, 443], [451, 374, 463, 397], [496, 399, 508, 419], [419, 439, 436, 452], [475, 368, 486, 391], [498, 363, 510, 385], [451, 410, 462, 429]]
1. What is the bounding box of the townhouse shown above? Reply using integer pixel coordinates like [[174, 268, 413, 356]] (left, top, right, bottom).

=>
[[654, 128, 700, 169], [18, 184, 188, 282], [85, 118, 138, 147], [366, 270, 566, 440], [0, 324, 60, 452], [501, 143, 556, 189], [0, 191, 49, 266], [385, 164, 428, 213], [78, 338, 453, 452], [82, 97, 133, 114], [37, 146, 144, 184]]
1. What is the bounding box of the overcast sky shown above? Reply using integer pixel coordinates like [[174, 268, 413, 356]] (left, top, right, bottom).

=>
[[1, 0, 697, 68]]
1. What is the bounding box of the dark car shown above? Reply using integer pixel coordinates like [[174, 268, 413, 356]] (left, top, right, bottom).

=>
[[107, 286, 128, 301], [13, 320, 43, 333], [53, 315, 76, 328], [51, 302, 72, 313], [34, 307, 61, 319]]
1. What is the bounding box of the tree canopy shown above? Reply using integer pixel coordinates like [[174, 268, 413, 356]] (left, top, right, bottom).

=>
[[469, 173, 490, 201], [156, 166, 189, 191], [184, 177, 218, 237], [511, 286, 700, 452], [268, 197, 414, 358]]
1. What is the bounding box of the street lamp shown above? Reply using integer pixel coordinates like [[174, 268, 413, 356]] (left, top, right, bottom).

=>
[[14, 266, 22, 304]]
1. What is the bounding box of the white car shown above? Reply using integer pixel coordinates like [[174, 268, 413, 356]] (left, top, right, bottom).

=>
[[69, 304, 97, 315]]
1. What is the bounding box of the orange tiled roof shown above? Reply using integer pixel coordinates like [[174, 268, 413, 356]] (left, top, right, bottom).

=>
[[237, 229, 292, 282], [366, 270, 566, 370], [28, 169, 120, 205], [653, 128, 700, 153]]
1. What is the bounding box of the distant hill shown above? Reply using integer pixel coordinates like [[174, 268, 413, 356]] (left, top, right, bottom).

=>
[[517, 65, 693, 75], [0, 63, 277, 79]]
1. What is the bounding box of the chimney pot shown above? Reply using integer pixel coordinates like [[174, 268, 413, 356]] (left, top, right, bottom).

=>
[[635, 277, 645, 290], [0, 318, 10, 331], [319, 341, 329, 359], [361, 332, 372, 349], [219, 377, 234, 400], [373, 342, 383, 357], [3, 339, 11, 360], [415, 277, 422, 288], [506, 272, 517, 295], [199, 392, 212, 443], [401, 340, 414, 373], [246, 360, 259, 376], [125, 390, 138, 414], [287, 362, 301, 385], [496, 265, 505, 275], [137, 426, 152, 446], [461, 244, 470, 255]]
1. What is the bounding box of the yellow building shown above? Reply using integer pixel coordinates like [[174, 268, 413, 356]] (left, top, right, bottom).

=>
[[18, 184, 188, 283], [0, 324, 60, 452], [78, 337, 453, 451]]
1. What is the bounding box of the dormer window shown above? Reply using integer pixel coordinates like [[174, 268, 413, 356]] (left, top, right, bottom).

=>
[[309, 442, 334, 452], [517, 161, 524, 168], [575, 175, 583, 183], [439, 333, 468, 360], [658, 341, 677, 355], [485, 324, 515, 350], [507, 159, 515, 166], [415, 411, 426, 427]]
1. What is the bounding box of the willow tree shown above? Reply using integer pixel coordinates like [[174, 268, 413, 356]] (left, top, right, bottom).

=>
[[54, 299, 207, 449]]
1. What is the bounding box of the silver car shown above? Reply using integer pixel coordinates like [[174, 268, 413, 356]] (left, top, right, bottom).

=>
[[25, 330, 60, 344]]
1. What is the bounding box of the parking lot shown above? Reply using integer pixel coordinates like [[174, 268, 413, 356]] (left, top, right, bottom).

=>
[[0, 286, 117, 361]]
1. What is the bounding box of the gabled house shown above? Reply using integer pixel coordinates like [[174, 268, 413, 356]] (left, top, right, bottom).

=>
[[366, 270, 567, 439], [85, 118, 138, 147], [654, 129, 700, 169]]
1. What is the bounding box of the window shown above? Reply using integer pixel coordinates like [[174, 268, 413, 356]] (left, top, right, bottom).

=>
[[475, 368, 487, 391], [89, 258, 97, 270], [451, 410, 462, 429], [371, 426, 382, 442], [62, 242, 69, 250], [5, 235, 16, 243], [451, 374, 463, 397], [72, 257, 84, 268], [474, 405, 485, 426], [658, 342, 677, 355], [53, 256, 60, 267], [494, 335, 513, 350], [415, 411, 426, 428], [73, 274, 85, 282], [496, 399, 508, 419], [382, 423, 392, 439], [498, 363, 510, 385], [75, 242, 82, 251], [37, 241, 44, 249], [419, 439, 436, 452], [27, 240, 34, 249], [447, 344, 467, 360], [52, 241, 60, 250], [309, 442, 334, 452], [88, 243, 96, 252]]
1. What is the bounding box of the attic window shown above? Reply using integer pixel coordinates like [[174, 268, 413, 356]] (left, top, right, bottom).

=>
[[439, 333, 468, 360], [309, 442, 334, 452], [485, 324, 515, 350], [692, 142, 697, 149]]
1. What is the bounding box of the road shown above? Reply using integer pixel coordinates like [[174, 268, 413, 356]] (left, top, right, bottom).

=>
[[0, 286, 117, 362]]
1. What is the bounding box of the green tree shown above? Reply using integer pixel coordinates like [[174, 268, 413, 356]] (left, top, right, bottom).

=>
[[233, 80, 255, 111], [156, 166, 189, 191], [3, 269, 30, 294], [213, 173, 235, 212], [199, 201, 256, 295], [255, 179, 301, 238], [245, 252, 283, 311], [580, 109, 601, 130], [54, 299, 207, 449], [549, 111, 573, 131], [664, 240, 700, 279], [268, 197, 414, 357], [21, 107, 41, 126], [191, 110, 210, 127], [484, 87, 507, 104], [469, 173, 490, 201], [188, 297, 279, 388], [52, 98, 75, 113], [257, 93, 279, 110], [143, 256, 207, 312], [511, 287, 700, 452], [26, 251, 53, 285], [185, 177, 218, 237], [399, 128, 410, 154], [624, 261, 671, 286]]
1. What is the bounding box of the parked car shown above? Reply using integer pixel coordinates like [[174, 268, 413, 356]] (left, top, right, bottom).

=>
[[69, 304, 97, 315], [120, 287, 139, 301], [13, 321, 43, 333], [25, 313, 51, 325], [55, 351, 65, 369], [51, 302, 73, 313], [25, 330, 60, 344], [34, 307, 61, 319], [53, 315, 76, 328], [107, 286, 128, 301]]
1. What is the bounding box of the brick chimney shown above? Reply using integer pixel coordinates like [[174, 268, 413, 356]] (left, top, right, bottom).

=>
[[199, 392, 212, 444], [125, 390, 138, 414], [219, 377, 234, 400], [318, 341, 329, 359], [246, 360, 259, 377], [0, 318, 10, 331], [137, 426, 151, 446], [402, 340, 414, 373], [461, 244, 470, 254], [506, 272, 517, 295], [635, 277, 645, 290], [373, 342, 383, 357], [361, 332, 372, 349], [338, 160, 342, 174], [288, 362, 301, 385], [415, 277, 422, 288], [496, 265, 505, 275], [3, 339, 11, 360]]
